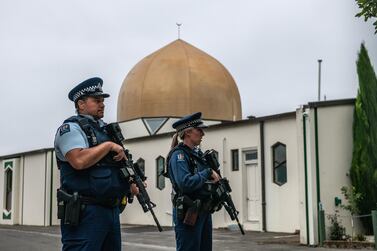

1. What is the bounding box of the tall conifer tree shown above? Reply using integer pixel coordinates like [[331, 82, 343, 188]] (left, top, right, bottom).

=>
[[350, 43, 377, 232]]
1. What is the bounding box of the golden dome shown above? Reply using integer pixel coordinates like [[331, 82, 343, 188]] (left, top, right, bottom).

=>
[[117, 39, 242, 121]]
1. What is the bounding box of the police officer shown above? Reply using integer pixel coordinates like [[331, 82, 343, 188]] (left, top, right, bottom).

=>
[[167, 112, 220, 251], [54, 77, 138, 251]]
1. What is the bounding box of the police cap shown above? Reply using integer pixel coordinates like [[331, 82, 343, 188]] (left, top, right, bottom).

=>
[[68, 77, 110, 102], [172, 112, 208, 132]]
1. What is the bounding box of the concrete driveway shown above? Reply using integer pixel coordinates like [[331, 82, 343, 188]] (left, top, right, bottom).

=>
[[0, 224, 369, 251]]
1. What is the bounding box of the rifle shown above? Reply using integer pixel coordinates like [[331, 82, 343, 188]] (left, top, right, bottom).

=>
[[204, 149, 245, 235], [105, 122, 163, 232]]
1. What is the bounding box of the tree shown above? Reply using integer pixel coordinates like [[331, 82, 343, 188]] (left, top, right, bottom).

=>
[[350, 43, 377, 233], [355, 0, 377, 34]]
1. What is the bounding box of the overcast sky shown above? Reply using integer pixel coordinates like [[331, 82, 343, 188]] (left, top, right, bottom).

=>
[[0, 0, 376, 156]]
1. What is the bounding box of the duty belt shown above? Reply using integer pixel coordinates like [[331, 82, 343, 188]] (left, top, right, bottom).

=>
[[57, 189, 120, 208], [80, 195, 121, 208]]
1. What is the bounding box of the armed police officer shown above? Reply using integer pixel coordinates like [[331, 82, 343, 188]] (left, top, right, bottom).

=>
[[54, 77, 139, 251], [166, 112, 220, 251]]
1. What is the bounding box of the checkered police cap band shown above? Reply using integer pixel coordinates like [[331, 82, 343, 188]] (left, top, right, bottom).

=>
[[175, 119, 203, 132], [72, 83, 103, 102], [69, 77, 110, 102]]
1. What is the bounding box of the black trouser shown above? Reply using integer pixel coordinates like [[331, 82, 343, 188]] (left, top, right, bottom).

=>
[[173, 207, 212, 251]]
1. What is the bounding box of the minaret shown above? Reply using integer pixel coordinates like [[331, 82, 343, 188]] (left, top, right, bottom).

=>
[[176, 23, 182, 39]]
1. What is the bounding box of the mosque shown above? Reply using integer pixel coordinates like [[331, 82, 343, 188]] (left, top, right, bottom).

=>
[[0, 39, 358, 245]]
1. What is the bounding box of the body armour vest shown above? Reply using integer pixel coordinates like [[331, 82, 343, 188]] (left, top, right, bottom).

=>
[[57, 115, 129, 199], [167, 143, 212, 200]]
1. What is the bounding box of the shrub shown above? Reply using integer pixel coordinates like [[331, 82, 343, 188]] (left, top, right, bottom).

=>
[[328, 211, 349, 241]]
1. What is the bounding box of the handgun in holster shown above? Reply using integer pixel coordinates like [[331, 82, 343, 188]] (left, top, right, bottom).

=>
[[175, 195, 201, 226], [183, 199, 201, 226], [57, 189, 82, 226]]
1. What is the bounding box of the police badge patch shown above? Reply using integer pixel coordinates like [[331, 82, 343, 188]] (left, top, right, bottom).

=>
[[59, 124, 70, 136], [177, 153, 185, 161]]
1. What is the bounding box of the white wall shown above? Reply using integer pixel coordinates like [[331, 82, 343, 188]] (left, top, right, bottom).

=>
[[120, 136, 173, 227], [296, 108, 309, 244], [316, 105, 360, 237], [51, 151, 61, 225], [297, 104, 358, 245], [264, 118, 300, 233], [43, 151, 55, 226], [121, 122, 262, 229], [22, 153, 48, 225], [203, 123, 261, 230], [119, 119, 149, 139], [121, 118, 300, 233]]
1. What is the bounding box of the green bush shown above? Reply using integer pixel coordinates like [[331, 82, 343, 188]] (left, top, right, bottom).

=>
[[328, 211, 349, 241]]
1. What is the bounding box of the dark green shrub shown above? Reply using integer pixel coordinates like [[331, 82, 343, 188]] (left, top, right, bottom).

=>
[[328, 211, 349, 241]]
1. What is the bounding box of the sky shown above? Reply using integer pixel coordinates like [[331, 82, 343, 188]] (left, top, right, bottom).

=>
[[0, 0, 376, 156]]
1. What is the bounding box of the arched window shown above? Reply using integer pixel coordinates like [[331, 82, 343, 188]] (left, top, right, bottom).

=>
[[272, 142, 287, 186], [4, 161, 13, 212], [156, 156, 165, 190]]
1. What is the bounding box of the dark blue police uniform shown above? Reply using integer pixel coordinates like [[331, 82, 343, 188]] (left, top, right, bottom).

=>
[[167, 112, 214, 251], [54, 77, 130, 251]]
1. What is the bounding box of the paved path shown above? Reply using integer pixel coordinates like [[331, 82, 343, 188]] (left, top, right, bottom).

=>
[[0, 224, 371, 250]]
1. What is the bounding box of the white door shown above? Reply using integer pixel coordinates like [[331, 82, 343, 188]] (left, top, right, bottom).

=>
[[244, 150, 260, 231]]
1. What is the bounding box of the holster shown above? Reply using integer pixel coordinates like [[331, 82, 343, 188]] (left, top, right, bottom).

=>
[[175, 195, 201, 226], [175, 195, 190, 221], [57, 189, 82, 226], [183, 200, 201, 226]]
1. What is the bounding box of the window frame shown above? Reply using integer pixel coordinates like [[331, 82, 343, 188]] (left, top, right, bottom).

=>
[[231, 149, 239, 171], [244, 149, 258, 165], [4, 166, 13, 211], [155, 156, 165, 190], [272, 142, 287, 186]]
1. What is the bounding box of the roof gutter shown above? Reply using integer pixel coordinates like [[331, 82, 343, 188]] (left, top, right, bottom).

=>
[[303, 111, 310, 245], [314, 108, 322, 244], [260, 121, 267, 231]]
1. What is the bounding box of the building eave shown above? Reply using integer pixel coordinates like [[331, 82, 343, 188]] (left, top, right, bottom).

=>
[[0, 148, 53, 160], [124, 111, 297, 143], [305, 98, 355, 109]]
